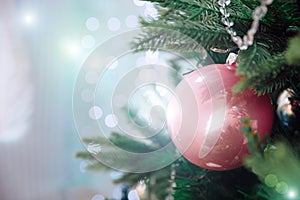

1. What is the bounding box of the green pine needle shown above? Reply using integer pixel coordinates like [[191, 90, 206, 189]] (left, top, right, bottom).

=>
[[234, 52, 288, 95], [76, 1, 300, 199], [241, 117, 300, 200], [236, 43, 271, 76]]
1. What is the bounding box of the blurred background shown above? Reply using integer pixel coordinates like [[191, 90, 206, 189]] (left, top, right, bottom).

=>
[[0, 0, 157, 199]]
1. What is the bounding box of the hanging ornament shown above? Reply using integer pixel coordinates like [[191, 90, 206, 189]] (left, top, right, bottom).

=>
[[276, 88, 300, 130], [166, 61, 274, 171]]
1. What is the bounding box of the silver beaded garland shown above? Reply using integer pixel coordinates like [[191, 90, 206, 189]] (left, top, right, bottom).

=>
[[218, 0, 273, 50]]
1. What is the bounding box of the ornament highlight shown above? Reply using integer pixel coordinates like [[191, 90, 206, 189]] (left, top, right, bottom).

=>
[[167, 63, 274, 171]]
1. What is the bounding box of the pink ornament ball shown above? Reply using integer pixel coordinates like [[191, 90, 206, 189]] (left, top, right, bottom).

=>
[[167, 64, 273, 171]]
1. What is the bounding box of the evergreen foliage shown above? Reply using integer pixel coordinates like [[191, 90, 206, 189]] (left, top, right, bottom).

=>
[[132, 0, 300, 94], [77, 1, 300, 199]]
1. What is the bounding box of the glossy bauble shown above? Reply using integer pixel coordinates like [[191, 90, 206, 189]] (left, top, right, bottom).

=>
[[167, 64, 274, 171]]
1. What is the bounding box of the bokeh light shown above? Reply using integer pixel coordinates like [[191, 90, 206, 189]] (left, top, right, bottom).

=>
[[276, 181, 289, 194], [264, 174, 278, 187], [107, 17, 121, 31], [128, 189, 140, 200], [91, 194, 105, 200], [105, 114, 118, 128], [125, 15, 139, 28], [288, 190, 297, 199], [88, 106, 103, 120], [64, 41, 81, 56], [23, 12, 36, 25], [86, 17, 100, 31]]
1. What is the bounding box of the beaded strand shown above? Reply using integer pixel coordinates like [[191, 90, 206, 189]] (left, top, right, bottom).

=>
[[218, 0, 274, 50]]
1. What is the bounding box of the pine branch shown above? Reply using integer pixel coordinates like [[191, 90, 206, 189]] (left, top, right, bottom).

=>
[[234, 35, 300, 95], [113, 168, 171, 200], [146, 0, 254, 21], [76, 1, 300, 199], [110, 132, 161, 153], [241, 117, 300, 200], [75, 151, 96, 161], [132, 0, 254, 54], [171, 157, 261, 200], [132, 15, 233, 51], [234, 53, 287, 95], [85, 162, 111, 171], [265, 0, 300, 26], [236, 43, 271, 76]]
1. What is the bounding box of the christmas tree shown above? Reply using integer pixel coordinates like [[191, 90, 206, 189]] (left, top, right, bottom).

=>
[[76, 0, 300, 199]]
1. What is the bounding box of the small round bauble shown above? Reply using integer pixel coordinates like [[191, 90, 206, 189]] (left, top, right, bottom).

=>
[[277, 88, 300, 130], [166, 63, 274, 171]]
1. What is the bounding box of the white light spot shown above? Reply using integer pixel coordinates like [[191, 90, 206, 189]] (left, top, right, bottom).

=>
[[23, 13, 35, 25], [206, 162, 222, 168], [86, 17, 100, 31], [25, 15, 33, 23], [105, 114, 118, 128], [126, 15, 139, 28], [288, 190, 297, 198], [87, 143, 102, 154], [234, 156, 240, 160], [85, 71, 99, 84], [196, 76, 205, 83], [66, 43, 80, 56], [89, 106, 103, 120], [133, 0, 146, 6], [81, 35, 95, 49], [81, 89, 94, 103], [107, 17, 121, 31], [91, 194, 105, 200], [128, 190, 140, 200]]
